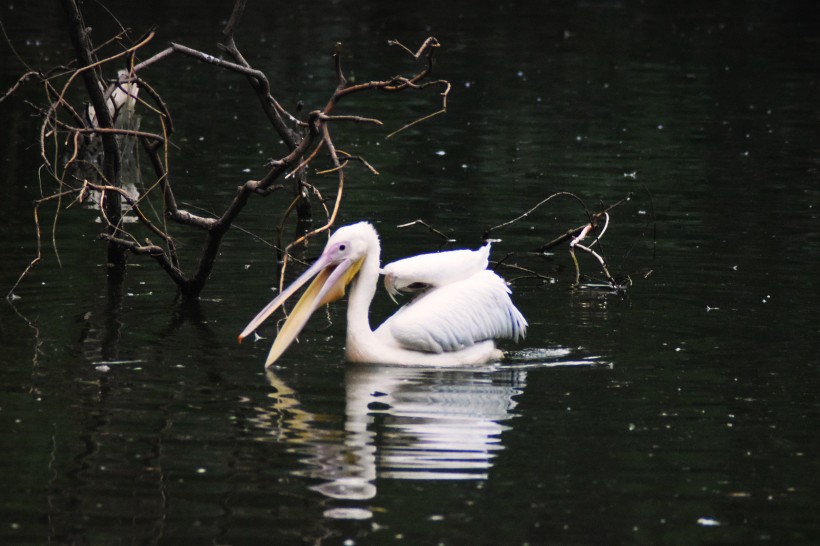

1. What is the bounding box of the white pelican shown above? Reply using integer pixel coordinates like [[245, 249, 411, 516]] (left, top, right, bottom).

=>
[[239, 222, 527, 368]]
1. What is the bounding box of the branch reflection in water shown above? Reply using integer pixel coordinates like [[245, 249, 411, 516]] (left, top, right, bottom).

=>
[[250, 349, 607, 519]]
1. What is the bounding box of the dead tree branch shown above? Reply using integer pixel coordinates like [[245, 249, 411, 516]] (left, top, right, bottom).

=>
[[60, 0, 128, 268], [5, 0, 450, 300]]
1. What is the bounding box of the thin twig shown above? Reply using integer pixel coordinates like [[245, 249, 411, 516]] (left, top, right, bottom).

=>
[[285, 138, 325, 180], [318, 113, 383, 125], [1, 71, 39, 103], [317, 151, 380, 176], [387, 107, 446, 139], [486, 192, 592, 238], [396, 219, 454, 243], [7, 187, 88, 298]]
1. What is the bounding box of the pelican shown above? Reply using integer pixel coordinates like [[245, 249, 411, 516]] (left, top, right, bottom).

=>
[[239, 222, 527, 368]]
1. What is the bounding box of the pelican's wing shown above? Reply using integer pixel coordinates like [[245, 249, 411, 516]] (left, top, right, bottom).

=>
[[376, 270, 527, 354], [381, 243, 490, 297]]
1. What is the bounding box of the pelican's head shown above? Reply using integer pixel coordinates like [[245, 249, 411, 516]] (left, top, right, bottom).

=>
[[239, 222, 379, 368]]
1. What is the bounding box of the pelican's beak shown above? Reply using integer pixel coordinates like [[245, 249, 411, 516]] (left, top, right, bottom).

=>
[[239, 252, 364, 368]]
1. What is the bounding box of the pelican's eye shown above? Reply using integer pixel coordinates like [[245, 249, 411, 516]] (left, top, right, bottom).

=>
[[339, 244, 346, 251]]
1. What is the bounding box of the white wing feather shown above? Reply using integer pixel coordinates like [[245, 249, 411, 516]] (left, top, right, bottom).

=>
[[381, 243, 490, 297], [375, 270, 527, 354]]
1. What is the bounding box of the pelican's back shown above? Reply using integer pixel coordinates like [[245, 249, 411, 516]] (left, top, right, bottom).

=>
[[376, 270, 527, 354]]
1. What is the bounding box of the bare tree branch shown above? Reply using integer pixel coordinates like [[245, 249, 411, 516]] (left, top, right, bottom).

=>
[[7, 0, 451, 300]]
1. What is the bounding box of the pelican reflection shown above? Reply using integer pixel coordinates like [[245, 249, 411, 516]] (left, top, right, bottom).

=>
[[252, 363, 526, 504]]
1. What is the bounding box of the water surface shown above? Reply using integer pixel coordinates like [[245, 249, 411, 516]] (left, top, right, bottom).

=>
[[1, 1, 819, 544]]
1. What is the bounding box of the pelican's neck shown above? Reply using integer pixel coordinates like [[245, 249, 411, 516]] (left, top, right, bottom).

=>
[[346, 237, 381, 347]]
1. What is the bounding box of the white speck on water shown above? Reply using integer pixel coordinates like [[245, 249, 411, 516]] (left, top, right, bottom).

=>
[[435, 150, 446, 156], [323, 507, 372, 520], [657, 124, 664, 130], [95, 365, 111, 373], [697, 517, 721, 527], [196, 468, 207, 474], [242, 168, 251, 173], [429, 514, 444, 521], [198, 136, 204, 141]]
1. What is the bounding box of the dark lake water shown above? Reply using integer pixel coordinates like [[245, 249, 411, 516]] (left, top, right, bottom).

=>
[[2, 1, 819, 544]]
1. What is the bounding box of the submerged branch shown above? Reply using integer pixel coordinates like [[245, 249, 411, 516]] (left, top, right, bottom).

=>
[[538, 194, 630, 252]]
